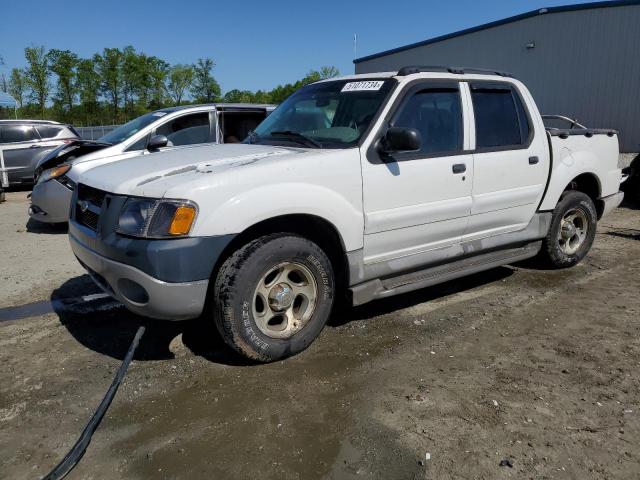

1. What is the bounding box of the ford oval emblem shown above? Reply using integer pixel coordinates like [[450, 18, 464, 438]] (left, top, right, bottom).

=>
[[79, 200, 89, 213]]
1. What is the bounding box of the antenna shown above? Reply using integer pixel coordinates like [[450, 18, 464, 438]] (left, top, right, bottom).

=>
[[353, 33, 357, 60]]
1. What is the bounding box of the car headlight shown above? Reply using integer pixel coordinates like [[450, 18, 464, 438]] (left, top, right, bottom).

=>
[[37, 164, 71, 185], [116, 198, 197, 238]]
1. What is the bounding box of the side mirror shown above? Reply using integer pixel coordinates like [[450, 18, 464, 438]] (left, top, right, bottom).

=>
[[381, 127, 421, 153], [147, 134, 168, 152]]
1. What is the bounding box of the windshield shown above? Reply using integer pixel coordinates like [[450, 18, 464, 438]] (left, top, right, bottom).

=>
[[97, 111, 167, 145], [249, 78, 394, 148]]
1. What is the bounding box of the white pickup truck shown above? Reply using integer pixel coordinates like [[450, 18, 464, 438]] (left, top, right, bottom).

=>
[[68, 67, 625, 362]]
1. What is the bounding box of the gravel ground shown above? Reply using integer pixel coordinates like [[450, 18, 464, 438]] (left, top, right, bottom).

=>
[[0, 191, 639, 479]]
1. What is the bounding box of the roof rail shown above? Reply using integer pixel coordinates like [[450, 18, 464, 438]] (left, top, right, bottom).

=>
[[396, 66, 514, 78], [0, 119, 63, 124]]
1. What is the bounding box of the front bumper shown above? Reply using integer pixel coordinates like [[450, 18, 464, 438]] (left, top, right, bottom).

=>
[[29, 179, 73, 223], [70, 232, 209, 320], [600, 191, 624, 218]]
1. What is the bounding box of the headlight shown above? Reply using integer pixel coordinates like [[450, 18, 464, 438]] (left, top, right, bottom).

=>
[[37, 164, 71, 185], [116, 198, 197, 238]]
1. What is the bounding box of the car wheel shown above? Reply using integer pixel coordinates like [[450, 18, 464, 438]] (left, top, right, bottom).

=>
[[213, 233, 335, 362], [540, 191, 597, 268]]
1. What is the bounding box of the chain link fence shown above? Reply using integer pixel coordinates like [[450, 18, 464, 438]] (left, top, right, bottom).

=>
[[74, 125, 120, 140]]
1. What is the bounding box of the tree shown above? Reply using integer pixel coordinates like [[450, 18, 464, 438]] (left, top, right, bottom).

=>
[[47, 49, 79, 113], [319, 66, 340, 79], [8, 69, 26, 107], [167, 64, 194, 104], [24, 46, 51, 118], [223, 89, 256, 103], [146, 56, 169, 109], [121, 46, 139, 116], [76, 59, 100, 107], [95, 48, 123, 119], [191, 58, 220, 103]]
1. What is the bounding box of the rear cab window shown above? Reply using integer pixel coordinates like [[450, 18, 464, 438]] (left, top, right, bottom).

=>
[[470, 82, 531, 149]]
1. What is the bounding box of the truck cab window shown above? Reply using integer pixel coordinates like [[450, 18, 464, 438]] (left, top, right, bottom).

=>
[[392, 89, 463, 155], [471, 86, 530, 148]]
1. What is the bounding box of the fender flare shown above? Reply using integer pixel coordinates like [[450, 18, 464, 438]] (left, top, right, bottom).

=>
[[539, 147, 602, 210]]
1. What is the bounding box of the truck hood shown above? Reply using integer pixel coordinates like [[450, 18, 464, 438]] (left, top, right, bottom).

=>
[[77, 143, 307, 197]]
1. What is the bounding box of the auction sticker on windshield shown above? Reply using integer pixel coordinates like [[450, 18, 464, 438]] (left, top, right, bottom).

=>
[[341, 81, 384, 92]]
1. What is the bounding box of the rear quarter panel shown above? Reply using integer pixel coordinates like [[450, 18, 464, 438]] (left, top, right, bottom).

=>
[[539, 133, 621, 211]]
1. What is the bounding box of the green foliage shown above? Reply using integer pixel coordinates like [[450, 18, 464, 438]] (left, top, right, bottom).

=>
[[167, 64, 195, 104], [191, 58, 221, 103], [24, 46, 50, 118], [47, 49, 79, 117], [8, 68, 26, 108], [0, 45, 340, 125], [95, 47, 123, 118]]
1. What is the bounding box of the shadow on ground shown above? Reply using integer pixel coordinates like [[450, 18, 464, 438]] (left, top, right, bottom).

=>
[[26, 218, 68, 234], [52, 266, 514, 366]]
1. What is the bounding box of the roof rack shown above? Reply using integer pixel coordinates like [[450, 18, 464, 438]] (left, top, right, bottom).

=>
[[396, 66, 514, 78], [0, 119, 63, 124]]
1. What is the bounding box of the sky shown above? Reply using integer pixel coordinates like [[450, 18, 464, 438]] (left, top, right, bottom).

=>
[[0, 0, 590, 93]]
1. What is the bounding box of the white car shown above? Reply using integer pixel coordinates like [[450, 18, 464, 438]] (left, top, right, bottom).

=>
[[29, 103, 275, 223], [68, 67, 625, 362]]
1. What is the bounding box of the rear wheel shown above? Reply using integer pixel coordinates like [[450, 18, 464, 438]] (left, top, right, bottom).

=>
[[540, 191, 597, 268], [213, 234, 334, 362]]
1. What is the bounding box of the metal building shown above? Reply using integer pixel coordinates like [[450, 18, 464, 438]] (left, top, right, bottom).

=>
[[354, 0, 640, 153]]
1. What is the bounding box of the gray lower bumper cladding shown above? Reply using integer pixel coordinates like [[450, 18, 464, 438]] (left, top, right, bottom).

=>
[[70, 234, 209, 321]]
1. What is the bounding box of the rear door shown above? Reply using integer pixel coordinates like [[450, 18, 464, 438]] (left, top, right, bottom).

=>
[[465, 81, 548, 239], [361, 80, 473, 272]]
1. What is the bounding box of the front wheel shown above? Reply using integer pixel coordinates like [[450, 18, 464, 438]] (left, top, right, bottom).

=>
[[213, 234, 335, 362], [540, 191, 597, 268]]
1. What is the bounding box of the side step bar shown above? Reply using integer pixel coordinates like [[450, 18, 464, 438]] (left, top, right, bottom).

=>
[[350, 241, 541, 306]]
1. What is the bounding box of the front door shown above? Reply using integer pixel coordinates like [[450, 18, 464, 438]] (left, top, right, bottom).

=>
[[361, 81, 473, 276]]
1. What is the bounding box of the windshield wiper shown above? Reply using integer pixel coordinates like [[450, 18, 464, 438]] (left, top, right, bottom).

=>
[[269, 130, 322, 148]]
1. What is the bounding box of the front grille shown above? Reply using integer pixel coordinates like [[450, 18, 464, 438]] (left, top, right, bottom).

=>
[[77, 184, 106, 208], [75, 183, 107, 231], [78, 208, 100, 230]]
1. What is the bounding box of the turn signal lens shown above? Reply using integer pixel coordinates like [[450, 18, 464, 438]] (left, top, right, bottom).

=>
[[168, 206, 197, 235], [36, 163, 71, 184]]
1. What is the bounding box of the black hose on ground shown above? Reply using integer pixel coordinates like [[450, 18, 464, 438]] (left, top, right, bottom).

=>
[[42, 325, 146, 480]]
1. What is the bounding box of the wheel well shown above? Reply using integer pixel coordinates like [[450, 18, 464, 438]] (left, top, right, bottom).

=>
[[564, 173, 603, 217], [211, 214, 349, 297]]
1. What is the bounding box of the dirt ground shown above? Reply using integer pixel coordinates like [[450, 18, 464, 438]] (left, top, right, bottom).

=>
[[1, 190, 639, 480]]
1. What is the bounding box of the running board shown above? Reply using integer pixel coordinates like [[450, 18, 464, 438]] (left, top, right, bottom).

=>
[[350, 241, 541, 306]]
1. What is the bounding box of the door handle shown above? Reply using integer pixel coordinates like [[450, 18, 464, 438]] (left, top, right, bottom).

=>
[[529, 156, 539, 165], [29, 145, 40, 149], [452, 163, 466, 174]]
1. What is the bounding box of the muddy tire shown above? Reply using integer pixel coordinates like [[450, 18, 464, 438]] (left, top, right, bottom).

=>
[[213, 233, 334, 362], [540, 191, 597, 268]]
